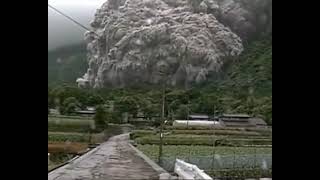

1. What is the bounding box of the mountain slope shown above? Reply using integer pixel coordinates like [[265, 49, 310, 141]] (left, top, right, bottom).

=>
[[48, 43, 88, 85], [199, 36, 272, 123], [214, 36, 272, 97]]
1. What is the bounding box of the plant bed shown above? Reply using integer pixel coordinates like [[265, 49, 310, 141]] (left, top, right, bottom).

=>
[[135, 135, 272, 146]]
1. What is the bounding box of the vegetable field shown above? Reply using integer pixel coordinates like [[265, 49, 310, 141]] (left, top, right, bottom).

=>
[[137, 144, 272, 159], [131, 127, 272, 178]]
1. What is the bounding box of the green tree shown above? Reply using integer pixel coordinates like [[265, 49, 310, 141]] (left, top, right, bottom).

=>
[[60, 97, 80, 115], [115, 96, 139, 117], [175, 104, 189, 120], [94, 105, 108, 129], [87, 95, 104, 106]]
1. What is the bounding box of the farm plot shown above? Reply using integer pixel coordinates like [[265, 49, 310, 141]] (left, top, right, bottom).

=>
[[131, 127, 272, 177], [137, 144, 272, 159], [48, 132, 90, 143], [48, 142, 88, 154], [48, 116, 94, 133], [137, 144, 272, 173], [48, 115, 96, 171], [130, 128, 272, 147]]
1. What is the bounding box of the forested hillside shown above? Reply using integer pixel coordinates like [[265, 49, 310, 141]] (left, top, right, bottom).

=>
[[48, 36, 272, 124]]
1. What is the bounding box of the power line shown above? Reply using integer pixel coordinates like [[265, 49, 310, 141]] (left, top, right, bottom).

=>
[[48, 4, 98, 36]]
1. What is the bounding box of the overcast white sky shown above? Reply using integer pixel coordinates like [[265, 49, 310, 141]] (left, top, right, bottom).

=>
[[48, 0, 106, 50]]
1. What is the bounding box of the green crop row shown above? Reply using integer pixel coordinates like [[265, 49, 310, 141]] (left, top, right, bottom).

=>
[[48, 133, 89, 142], [48, 117, 94, 126], [48, 115, 93, 120], [48, 123, 92, 133], [130, 128, 271, 141], [137, 144, 272, 158], [165, 125, 272, 133], [172, 129, 264, 136], [135, 135, 272, 146]]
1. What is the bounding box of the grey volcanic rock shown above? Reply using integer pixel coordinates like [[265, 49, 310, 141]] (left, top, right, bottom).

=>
[[80, 0, 270, 88]]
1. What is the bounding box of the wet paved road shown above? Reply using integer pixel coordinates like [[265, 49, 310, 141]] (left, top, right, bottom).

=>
[[48, 134, 159, 180]]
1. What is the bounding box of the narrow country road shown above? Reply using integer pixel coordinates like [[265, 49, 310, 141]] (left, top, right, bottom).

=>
[[48, 134, 159, 180]]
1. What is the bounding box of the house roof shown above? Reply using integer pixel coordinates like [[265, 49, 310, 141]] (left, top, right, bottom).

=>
[[221, 114, 251, 118], [75, 110, 96, 114], [220, 119, 250, 122], [189, 115, 209, 119]]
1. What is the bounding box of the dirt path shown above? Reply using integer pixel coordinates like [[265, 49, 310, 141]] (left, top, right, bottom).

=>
[[48, 134, 159, 180]]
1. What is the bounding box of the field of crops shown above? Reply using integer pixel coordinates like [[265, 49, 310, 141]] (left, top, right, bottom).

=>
[[48, 116, 95, 132], [135, 135, 271, 146], [137, 144, 272, 175], [131, 128, 272, 147], [48, 115, 123, 145], [137, 144, 272, 159], [206, 168, 272, 179], [132, 126, 272, 179], [48, 115, 93, 120], [165, 125, 272, 132], [48, 115, 125, 172], [171, 129, 270, 136], [48, 132, 90, 142], [48, 119, 93, 127], [131, 129, 271, 137], [48, 142, 88, 154]]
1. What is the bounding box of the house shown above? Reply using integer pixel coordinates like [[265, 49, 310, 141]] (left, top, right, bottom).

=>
[[49, 108, 59, 115], [218, 114, 268, 128], [87, 107, 96, 111], [218, 114, 254, 127], [75, 107, 96, 116], [173, 120, 221, 128], [75, 110, 95, 116], [188, 114, 209, 121], [249, 117, 268, 128], [172, 114, 221, 128]]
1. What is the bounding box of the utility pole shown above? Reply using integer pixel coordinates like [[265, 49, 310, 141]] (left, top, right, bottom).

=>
[[211, 104, 216, 174], [186, 101, 189, 129], [158, 71, 166, 165], [213, 105, 215, 121], [186, 89, 190, 129]]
